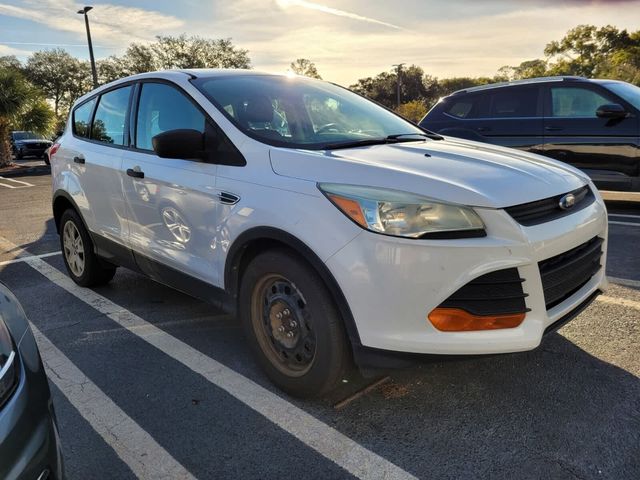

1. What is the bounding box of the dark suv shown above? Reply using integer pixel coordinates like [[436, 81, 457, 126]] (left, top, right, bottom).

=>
[[9, 131, 52, 161], [420, 77, 640, 192]]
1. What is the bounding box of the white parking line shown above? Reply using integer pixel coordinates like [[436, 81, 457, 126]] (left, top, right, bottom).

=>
[[0, 235, 415, 480], [607, 276, 640, 289], [608, 221, 640, 227], [0, 251, 61, 266], [0, 176, 35, 188], [597, 295, 640, 311], [608, 213, 640, 220], [30, 322, 196, 480]]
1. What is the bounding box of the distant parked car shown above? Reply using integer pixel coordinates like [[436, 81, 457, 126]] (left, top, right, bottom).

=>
[[420, 76, 640, 192], [9, 131, 52, 162], [0, 282, 64, 479]]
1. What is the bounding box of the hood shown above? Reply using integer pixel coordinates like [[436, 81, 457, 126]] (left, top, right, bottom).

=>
[[269, 137, 588, 209]]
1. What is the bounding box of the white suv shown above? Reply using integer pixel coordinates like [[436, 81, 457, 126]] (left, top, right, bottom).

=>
[[50, 70, 608, 397]]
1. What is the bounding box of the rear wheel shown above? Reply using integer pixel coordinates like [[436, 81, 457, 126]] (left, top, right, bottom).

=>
[[59, 209, 116, 287], [239, 249, 351, 398]]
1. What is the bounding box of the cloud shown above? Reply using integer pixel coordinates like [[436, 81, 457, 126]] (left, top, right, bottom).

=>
[[0, 0, 184, 46], [275, 0, 403, 30]]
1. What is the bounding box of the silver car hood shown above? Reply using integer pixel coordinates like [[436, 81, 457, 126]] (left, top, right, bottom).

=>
[[270, 137, 589, 208]]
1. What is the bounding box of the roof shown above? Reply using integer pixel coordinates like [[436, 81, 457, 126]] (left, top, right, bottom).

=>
[[450, 76, 588, 96]]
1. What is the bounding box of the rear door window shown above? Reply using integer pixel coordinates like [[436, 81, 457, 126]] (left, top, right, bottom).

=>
[[486, 87, 539, 118], [91, 86, 132, 145], [73, 99, 96, 138]]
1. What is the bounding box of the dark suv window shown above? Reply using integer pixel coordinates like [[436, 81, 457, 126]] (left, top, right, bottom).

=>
[[91, 86, 132, 145], [550, 87, 612, 118], [135, 83, 205, 151], [73, 99, 96, 138], [486, 87, 538, 118], [444, 95, 482, 119]]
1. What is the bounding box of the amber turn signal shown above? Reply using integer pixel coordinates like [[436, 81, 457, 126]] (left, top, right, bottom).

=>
[[428, 308, 525, 332], [327, 194, 368, 228]]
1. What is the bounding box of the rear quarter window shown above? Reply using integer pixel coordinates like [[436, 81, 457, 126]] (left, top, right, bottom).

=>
[[72, 99, 96, 138], [443, 95, 481, 119]]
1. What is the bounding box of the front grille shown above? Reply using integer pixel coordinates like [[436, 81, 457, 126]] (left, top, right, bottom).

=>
[[505, 185, 594, 226], [437, 268, 529, 316], [538, 236, 603, 310]]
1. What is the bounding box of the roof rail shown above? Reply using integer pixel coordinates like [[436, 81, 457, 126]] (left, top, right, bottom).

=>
[[450, 76, 587, 96]]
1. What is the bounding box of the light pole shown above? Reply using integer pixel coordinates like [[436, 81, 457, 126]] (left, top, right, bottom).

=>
[[77, 6, 98, 88], [392, 63, 405, 108]]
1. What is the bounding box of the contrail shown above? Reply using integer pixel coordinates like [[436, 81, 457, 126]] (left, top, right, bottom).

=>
[[0, 41, 115, 49], [276, 0, 403, 30]]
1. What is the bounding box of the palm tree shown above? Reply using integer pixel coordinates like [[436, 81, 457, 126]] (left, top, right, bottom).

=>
[[0, 68, 54, 167]]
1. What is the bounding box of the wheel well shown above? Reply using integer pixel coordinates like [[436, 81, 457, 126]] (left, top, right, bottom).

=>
[[53, 195, 76, 234], [226, 228, 362, 347]]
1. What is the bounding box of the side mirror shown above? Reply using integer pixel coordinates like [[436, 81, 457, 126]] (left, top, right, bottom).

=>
[[596, 103, 627, 119], [152, 129, 204, 160]]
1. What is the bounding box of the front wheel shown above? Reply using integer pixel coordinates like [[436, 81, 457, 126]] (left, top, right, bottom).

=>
[[239, 249, 351, 398], [59, 209, 116, 287]]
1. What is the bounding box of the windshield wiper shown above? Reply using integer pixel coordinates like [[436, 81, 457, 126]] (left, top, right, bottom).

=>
[[323, 132, 443, 150], [387, 132, 443, 140], [322, 137, 398, 150]]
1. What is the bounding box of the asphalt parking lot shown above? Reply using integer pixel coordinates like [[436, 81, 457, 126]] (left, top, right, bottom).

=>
[[1, 166, 639, 480]]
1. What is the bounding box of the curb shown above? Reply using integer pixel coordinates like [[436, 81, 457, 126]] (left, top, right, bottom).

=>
[[0, 165, 50, 178]]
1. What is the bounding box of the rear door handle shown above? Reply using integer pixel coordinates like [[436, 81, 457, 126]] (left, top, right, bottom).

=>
[[126, 168, 144, 179], [476, 126, 491, 132], [73, 156, 85, 164], [545, 126, 563, 132]]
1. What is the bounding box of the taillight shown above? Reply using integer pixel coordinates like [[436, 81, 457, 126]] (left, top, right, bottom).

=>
[[49, 143, 60, 159]]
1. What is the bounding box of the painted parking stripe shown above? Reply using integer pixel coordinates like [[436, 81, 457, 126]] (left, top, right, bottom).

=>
[[608, 221, 640, 227], [0, 251, 61, 266], [0, 176, 34, 188], [608, 213, 640, 220], [607, 276, 640, 289], [29, 322, 196, 479], [8, 244, 416, 479], [597, 295, 640, 311]]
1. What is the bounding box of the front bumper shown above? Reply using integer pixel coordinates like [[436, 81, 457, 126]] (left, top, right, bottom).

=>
[[0, 328, 63, 480], [326, 192, 608, 356]]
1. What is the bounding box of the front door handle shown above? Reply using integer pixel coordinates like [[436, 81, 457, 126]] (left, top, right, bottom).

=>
[[476, 126, 491, 132], [126, 168, 144, 179], [73, 156, 85, 164], [545, 126, 563, 132]]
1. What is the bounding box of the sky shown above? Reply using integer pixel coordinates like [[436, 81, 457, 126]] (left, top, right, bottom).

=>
[[1, 0, 640, 86]]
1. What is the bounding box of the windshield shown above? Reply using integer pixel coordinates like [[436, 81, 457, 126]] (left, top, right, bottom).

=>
[[606, 82, 640, 111], [192, 75, 426, 149], [12, 131, 44, 141]]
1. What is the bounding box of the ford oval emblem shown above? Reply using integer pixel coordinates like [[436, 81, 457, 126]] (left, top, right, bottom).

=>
[[559, 193, 576, 210]]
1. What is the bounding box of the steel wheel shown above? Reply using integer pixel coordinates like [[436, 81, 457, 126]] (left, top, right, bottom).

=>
[[63, 220, 85, 277], [250, 274, 317, 377]]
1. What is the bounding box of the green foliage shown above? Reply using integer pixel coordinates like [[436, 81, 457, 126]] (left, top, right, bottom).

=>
[[290, 58, 322, 79], [99, 35, 251, 83], [24, 49, 92, 121], [0, 68, 55, 167], [395, 100, 428, 123]]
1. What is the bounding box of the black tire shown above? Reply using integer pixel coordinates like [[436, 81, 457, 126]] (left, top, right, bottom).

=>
[[16, 150, 23, 160], [239, 249, 351, 398], [44, 154, 50, 165], [59, 209, 116, 287]]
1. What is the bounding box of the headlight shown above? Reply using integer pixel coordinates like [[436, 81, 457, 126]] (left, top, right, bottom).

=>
[[0, 318, 18, 408], [319, 184, 485, 239]]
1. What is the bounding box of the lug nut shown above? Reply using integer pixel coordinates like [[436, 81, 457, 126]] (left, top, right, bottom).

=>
[[278, 326, 285, 333], [276, 312, 282, 320], [283, 309, 290, 316], [287, 331, 294, 338], [290, 320, 297, 328]]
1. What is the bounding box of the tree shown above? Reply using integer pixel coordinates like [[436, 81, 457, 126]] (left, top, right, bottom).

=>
[[24, 49, 92, 118], [0, 69, 54, 167], [99, 35, 251, 83], [0, 56, 21, 71], [396, 100, 428, 123], [350, 65, 434, 109], [498, 59, 548, 80], [290, 58, 322, 79]]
